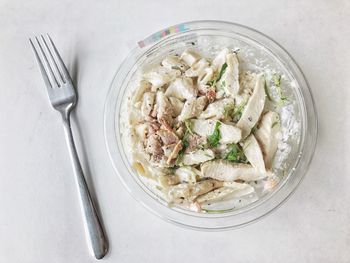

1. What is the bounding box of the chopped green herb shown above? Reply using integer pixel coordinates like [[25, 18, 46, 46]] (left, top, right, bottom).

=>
[[251, 124, 259, 133], [216, 63, 228, 82], [222, 80, 226, 87], [272, 73, 287, 106], [176, 127, 190, 165], [168, 166, 177, 173], [226, 144, 239, 161], [175, 152, 183, 166], [207, 63, 228, 87], [207, 79, 215, 86], [175, 139, 187, 165], [184, 119, 194, 135], [264, 79, 273, 101], [277, 90, 288, 106], [225, 144, 248, 163], [223, 102, 235, 119], [171, 66, 181, 70], [271, 121, 279, 128], [196, 142, 207, 150], [182, 137, 189, 149], [207, 121, 221, 147], [272, 73, 281, 86], [232, 99, 247, 122]]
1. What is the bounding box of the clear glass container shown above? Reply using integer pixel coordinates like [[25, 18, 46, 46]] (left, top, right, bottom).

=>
[[104, 21, 317, 230]]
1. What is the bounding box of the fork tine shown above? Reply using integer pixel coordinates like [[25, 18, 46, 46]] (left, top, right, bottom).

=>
[[41, 35, 65, 84], [47, 34, 72, 83], [35, 36, 60, 87], [29, 38, 52, 88]]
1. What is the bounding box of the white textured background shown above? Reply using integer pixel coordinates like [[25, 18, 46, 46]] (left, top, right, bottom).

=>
[[0, 0, 349, 262]]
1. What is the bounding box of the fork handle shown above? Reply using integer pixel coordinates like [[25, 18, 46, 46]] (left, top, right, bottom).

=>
[[61, 110, 108, 259]]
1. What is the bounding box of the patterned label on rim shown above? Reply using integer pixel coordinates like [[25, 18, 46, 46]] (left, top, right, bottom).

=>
[[138, 24, 189, 48]]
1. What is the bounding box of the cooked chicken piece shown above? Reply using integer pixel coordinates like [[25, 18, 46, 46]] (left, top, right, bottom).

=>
[[186, 134, 206, 153], [168, 97, 184, 117], [161, 55, 188, 71], [217, 52, 240, 95], [166, 140, 183, 164], [148, 119, 161, 135], [185, 58, 210, 77], [150, 103, 157, 118], [150, 154, 174, 168], [201, 160, 269, 181], [180, 49, 201, 67], [168, 179, 223, 201], [242, 134, 266, 173], [165, 77, 197, 101], [132, 80, 151, 103], [206, 87, 216, 103], [196, 182, 254, 204], [192, 119, 241, 144], [182, 149, 215, 165], [156, 91, 173, 127], [157, 129, 182, 164], [162, 143, 176, 157], [199, 98, 235, 119], [178, 96, 208, 121], [175, 125, 185, 138], [141, 92, 155, 117], [145, 134, 163, 155], [237, 74, 266, 139], [212, 48, 229, 71], [254, 111, 281, 168], [156, 129, 179, 145]]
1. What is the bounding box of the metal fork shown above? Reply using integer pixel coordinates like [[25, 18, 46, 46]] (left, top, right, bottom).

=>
[[30, 35, 108, 259]]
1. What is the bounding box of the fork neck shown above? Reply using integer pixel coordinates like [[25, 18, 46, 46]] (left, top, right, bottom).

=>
[[58, 103, 74, 123]]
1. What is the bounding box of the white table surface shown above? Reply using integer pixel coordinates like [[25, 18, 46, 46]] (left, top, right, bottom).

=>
[[1, 0, 349, 262]]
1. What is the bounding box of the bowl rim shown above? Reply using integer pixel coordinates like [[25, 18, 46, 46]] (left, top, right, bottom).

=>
[[104, 20, 318, 230]]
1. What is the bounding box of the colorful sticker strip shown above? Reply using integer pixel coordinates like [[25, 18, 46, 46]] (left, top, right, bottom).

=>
[[138, 24, 188, 48]]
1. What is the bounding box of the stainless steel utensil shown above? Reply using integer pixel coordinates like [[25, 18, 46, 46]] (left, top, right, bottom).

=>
[[30, 35, 108, 259]]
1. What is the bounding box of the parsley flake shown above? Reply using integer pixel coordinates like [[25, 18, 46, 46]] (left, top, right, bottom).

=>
[[207, 122, 221, 147]]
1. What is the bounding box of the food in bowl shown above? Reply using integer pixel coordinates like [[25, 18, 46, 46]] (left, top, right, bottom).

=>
[[125, 47, 291, 213]]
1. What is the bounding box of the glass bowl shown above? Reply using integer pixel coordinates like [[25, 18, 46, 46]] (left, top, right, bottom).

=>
[[104, 20, 317, 230]]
